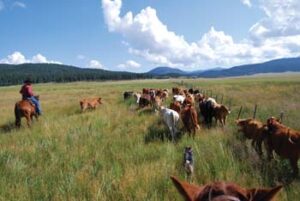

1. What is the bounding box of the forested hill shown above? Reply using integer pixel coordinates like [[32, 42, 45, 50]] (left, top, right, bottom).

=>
[[0, 63, 151, 86]]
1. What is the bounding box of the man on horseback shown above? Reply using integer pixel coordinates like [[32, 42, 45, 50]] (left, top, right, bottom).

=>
[[20, 79, 42, 115]]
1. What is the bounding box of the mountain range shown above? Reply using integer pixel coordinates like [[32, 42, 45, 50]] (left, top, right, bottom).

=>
[[147, 57, 300, 77], [0, 57, 300, 86]]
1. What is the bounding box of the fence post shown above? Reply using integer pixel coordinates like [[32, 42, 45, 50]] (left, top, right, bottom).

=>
[[280, 111, 284, 123], [253, 104, 257, 119], [237, 105, 243, 120]]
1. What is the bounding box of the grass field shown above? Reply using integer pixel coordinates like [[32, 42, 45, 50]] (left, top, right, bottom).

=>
[[0, 75, 300, 201]]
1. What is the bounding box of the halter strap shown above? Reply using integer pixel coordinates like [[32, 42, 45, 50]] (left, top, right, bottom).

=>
[[208, 187, 241, 201]]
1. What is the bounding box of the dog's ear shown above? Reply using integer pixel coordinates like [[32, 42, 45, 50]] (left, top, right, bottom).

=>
[[170, 176, 203, 201], [246, 185, 282, 201]]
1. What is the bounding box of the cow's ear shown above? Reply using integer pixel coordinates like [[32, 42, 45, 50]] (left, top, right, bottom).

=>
[[170, 176, 203, 201], [246, 185, 282, 201]]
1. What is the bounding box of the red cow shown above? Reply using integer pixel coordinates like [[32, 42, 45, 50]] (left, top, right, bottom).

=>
[[181, 105, 200, 137], [266, 117, 300, 176], [170, 101, 181, 114], [80, 97, 102, 112]]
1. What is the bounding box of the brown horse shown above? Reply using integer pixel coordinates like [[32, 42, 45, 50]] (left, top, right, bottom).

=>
[[171, 176, 282, 201], [15, 96, 39, 128]]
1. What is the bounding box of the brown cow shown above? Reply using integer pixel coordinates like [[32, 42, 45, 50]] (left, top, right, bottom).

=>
[[15, 98, 38, 128], [213, 104, 230, 126], [152, 96, 162, 111], [171, 176, 282, 201], [172, 87, 183, 95], [138, 94, 151, 108], [236, 118, 268, 155], [170, 101, 181, 114], [183, 94, 195, 106], [80, 97, 102, 112], [142, 88, 150, 94], [181, 105, 200, 137], [266, 117, 300, 176]]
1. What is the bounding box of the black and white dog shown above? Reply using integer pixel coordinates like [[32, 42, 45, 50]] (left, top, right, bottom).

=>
[[183, 146, 194, 180]]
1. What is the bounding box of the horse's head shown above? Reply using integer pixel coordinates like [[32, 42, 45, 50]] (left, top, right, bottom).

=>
[[34, 95, 40, 100], [171, 176, 282, 201]]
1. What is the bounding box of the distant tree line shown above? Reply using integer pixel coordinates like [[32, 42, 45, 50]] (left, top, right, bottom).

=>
[[0, 63, 152, 86]]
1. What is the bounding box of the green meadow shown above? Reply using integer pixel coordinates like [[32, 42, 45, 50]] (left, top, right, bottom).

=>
[[0, 75, 300, 201]]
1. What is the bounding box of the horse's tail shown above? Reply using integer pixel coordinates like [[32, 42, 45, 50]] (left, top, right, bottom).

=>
[[14, 102, 21, 127]]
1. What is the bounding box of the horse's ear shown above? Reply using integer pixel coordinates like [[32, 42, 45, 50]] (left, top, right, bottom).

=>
[[170, 176, 203, 201], [246, 185, 282, 201]]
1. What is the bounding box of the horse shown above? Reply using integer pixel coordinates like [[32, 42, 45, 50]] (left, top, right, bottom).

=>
[[15, 96, 39, 128]]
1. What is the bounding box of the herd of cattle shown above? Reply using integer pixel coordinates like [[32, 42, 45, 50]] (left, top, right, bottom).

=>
[[123, 87, 300, 178], [124, 87, 231, 140], [13, 85, 300, 200]]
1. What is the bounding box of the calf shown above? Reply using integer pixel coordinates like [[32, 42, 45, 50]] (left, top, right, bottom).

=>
[[159, 106, 180, 142], [213, 104, 230, 126], [181, 105, 200, 137], [236, 118, 268, 155], [266, 117, 300, 176], [80, 97, 102, 112], [171, 176, 282, 201]]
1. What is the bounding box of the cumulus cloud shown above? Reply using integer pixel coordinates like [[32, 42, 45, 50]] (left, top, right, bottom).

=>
[[101, 0, 300, 69], [12, 1, 26, 9], [118, 60, 141, 69], [241, 0, 252, 7], [250, 0, 300, 40], [88, 59, 105, 69], [0, 51, 61, 64]]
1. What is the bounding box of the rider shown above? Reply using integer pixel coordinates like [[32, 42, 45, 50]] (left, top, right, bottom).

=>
[[20, 79, 42, 115]]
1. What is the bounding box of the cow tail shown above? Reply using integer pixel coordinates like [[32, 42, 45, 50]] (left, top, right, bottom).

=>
[[171, 111, 176, 141]]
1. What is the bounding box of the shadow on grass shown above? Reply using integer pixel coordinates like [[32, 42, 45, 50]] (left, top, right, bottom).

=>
[[0, 121, 16, 134], [144, 120, 184, 144]]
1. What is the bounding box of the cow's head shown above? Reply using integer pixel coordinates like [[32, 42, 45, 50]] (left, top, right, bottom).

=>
[[235, 119, 251, 126], [171, 176, 282, 201], [97, 98, 102, 104], [266, 117, 281, 128]]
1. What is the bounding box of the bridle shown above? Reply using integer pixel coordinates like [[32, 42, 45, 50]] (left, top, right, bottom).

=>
[[203, 186, 243, 201]]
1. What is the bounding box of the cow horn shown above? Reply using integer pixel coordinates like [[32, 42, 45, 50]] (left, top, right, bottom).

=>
[[288, 136, 296, 144]]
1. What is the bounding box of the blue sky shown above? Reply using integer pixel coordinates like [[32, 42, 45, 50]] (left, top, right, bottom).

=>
[[0, 0, 299, 72]]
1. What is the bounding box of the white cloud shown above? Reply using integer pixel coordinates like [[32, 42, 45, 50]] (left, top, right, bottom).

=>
[[118, 60, 141, 69], [101, 0, 300, 69], [88, 59, 104, 69], [241, 0, 252, 7], [0, 51, 61, 64], [12, 1, 26, 9], [250, 0, 300, 40]]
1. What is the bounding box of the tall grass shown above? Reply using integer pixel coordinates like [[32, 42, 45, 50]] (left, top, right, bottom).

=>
[[0, 76, 300, 200]]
